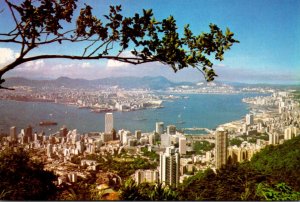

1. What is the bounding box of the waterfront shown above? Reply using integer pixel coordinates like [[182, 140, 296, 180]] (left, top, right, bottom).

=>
[[0, 93, 266, 135]]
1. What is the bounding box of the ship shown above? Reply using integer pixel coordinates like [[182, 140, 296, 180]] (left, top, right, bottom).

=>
[[39, 121, 58, 126], [133, 117, 147, 121]]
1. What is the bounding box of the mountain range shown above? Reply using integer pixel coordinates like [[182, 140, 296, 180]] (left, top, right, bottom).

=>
[[3, 76, 195, 90], [4, 76, 298, 90]]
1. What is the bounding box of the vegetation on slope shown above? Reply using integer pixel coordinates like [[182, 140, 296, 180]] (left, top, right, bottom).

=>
[[0, 148, 57, 200]]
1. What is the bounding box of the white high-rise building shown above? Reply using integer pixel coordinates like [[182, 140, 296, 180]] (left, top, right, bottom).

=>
[[149, 133, 155, 145], [159, 146, 180, 187], [215, 128, 228, 169], [179, 137, 187, 155], [156, 122, 164, 135], [160, 133, 171, 147], [246, 114, 254, 126], [47, 144, 53, 158], [10, 126, 17, 141], [268, 132, 279, 145], [293, 127, 299, 137], [167, 125, 176, 135], [105, 113, 114, 133], [284, 127, 293, 140]]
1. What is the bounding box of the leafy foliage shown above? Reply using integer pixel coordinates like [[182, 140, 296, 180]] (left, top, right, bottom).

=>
[[193, 140, 215, 155], [0, 148, 57, 200], [119, 178, 178, 200], [141, 146, 159, 160], [85, 153, 158, 179], [177, 136, 300, 200], [178, 164, 267, 200], [0, 0, 239, 89], [229, 137, 243, 146], [249, 135, 300, 190], [256, 182, 300, 201]]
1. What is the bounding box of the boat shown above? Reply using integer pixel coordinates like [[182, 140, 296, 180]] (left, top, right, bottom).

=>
[[39, 121, 58, 126], [177, 121, 186, 124], [133, 117, 147, 121]]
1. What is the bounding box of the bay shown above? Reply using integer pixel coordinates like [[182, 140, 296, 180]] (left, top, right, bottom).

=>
[[0, 93, 264, 135]]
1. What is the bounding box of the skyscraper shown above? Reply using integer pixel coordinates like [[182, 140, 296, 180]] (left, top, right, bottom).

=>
[[10, 126, 17, 142], [179, 137, 187, 155], [25, 125, 33, 142], [160, 133, 171, 147], [246, 114, 254, 126], [167, 125, 176, 135], [159, 146, 180, 187], [135, 130, 142, 140], [156, 122, 164, 135], [284, 127, 293, 140], [59, 127, 68, 137], [215, 127, 228, 169], [269, 132, 279, 145], [105, 113, 113, 133]]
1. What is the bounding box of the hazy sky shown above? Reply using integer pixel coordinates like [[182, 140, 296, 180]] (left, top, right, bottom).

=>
[[0, 0, 299, 84]]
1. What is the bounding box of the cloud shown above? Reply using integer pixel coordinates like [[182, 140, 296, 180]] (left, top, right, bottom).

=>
[[16, 60, 45, 71], [81, 62, 91, 69], [0, 48, 19, 66], [105, 51, 137, 70], [106, 59, 130, 70], [3, 51, 298, 84]]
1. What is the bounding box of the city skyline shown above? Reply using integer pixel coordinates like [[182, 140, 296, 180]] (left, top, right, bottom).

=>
[[0, 0, 299, 84]]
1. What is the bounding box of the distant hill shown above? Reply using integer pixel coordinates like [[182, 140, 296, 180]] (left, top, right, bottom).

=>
[[222, 81, 300, 90], [3, 76, 194, 90]]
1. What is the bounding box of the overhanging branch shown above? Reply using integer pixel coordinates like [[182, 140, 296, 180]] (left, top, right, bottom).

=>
[[21, 54, 154, 65]]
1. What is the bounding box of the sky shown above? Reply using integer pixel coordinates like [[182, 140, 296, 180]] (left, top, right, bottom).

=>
[[0, 0, 299, 84]]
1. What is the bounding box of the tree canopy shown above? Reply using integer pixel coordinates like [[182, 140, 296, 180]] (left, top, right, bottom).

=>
[[177, 135, 300, 201], [0, 148, 57, 200], [0, 0, 239, 89]]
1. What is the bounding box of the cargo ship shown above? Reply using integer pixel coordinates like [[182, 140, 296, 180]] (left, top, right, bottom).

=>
[[39, 121, 58, 126]]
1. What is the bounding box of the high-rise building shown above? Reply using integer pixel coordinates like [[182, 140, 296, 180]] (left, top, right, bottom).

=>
[[159, 146, 180, 187], [33, 133, 38, 142], [47, 144, 53, 158], [135, 130, 142, 140], [156, 122, 164, 135], [215, 128, 228, 169], [111, 128, 117, 140], [121, 131, 132, 145], [179, 137, 187, 155], [135, 169, 159, 184], [25, 125, 33, 142], [160, 133, 171, 147], [59, 127, 68, 137], [10, 126, 17, 142], [268, 132, 279, 145], [149, 133, 155, 145], [105, 113, 113, 133], [246, 114, 254, 126], [284, 127, 293, 140], [293, 127, 299, 137], [167, 125, 176, 135]]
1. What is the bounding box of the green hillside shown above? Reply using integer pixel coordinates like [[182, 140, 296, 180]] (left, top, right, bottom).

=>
[[176, 136, 300, 201]]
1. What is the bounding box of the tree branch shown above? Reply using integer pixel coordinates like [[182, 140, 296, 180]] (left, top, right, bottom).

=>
[[21, 54, 153, 65], [5, 0, 28, 54]]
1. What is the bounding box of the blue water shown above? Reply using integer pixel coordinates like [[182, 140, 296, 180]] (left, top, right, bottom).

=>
[[0, 93, 263, 135]]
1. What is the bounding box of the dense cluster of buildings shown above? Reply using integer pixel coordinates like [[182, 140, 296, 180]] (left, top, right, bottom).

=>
[[0, 90, 299, 189], [0, 85, 164, 113], [218, 91, 300, 167]]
